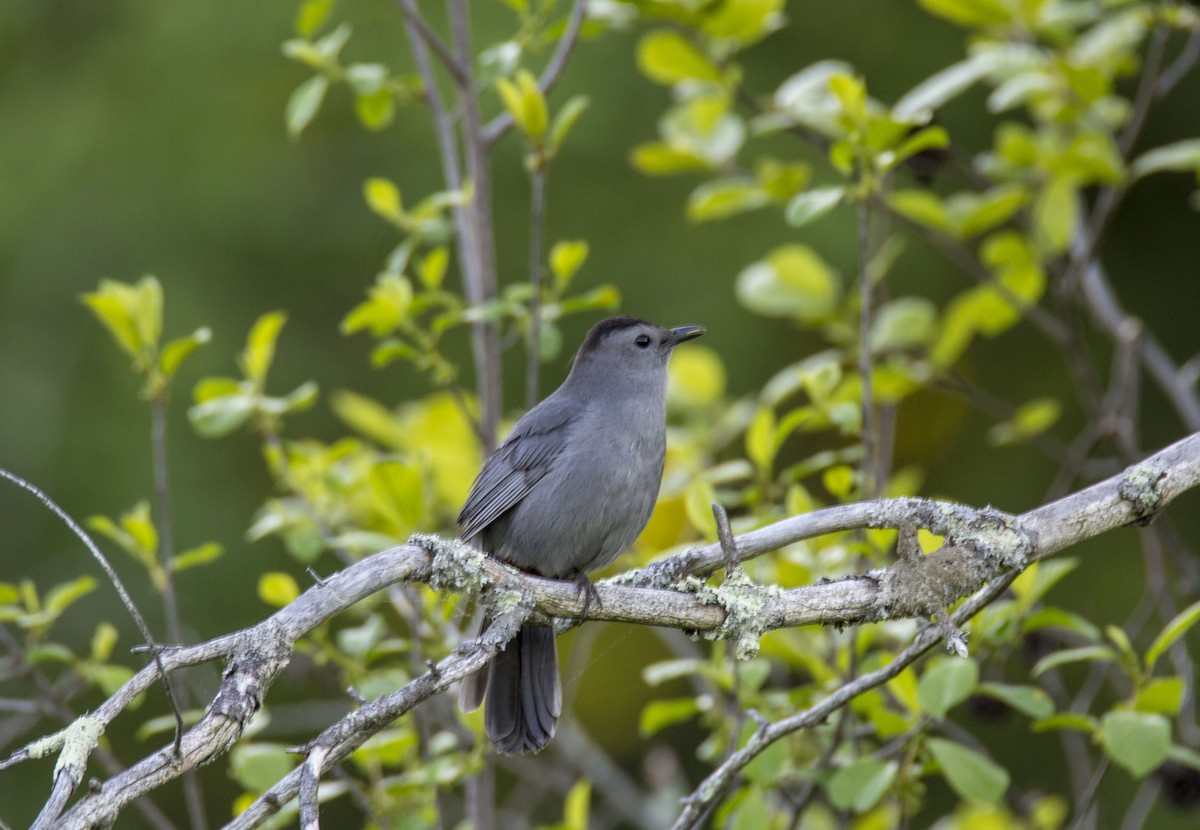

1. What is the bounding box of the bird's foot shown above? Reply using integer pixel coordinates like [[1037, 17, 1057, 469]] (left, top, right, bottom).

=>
[[571, 571, 603, 622]]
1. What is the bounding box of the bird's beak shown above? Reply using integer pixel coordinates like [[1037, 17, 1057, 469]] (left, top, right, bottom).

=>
[[666, 325, 706, 346]]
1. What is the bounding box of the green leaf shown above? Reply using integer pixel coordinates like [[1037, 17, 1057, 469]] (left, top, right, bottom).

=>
[[1168, 745, 1200, 772], [684, 479, 719, 539], [314, 21, 351, 61], [687, 179, 770, 223], [160, 327, 212, 380], [91, 622, 119, 661], [637, 30, 722, 85], [171, 542, 224, 573], [917, 658, 979, 718], [355, 88, 395, 131], [364, 177, 404, 224], [80, 276, 164, 367], [893, 58, 990, 122], [286, 74, 329, 137], [258, 572, 301, 607], [369, 459, 425, 534], [888, 190, 950, 232], [745, 407, 776, 471], [735, 244, 841, 322], [345, 62, 387, 95], [1033, 176, 1077, 255], [418, 248, 449, 290], [240, 311, 288, 387], [1011, 557, 1079, 606], [700, 0, 785, 45], [44, 577, 98, 614], [630, 143, 711, 175], [1101, 711, 1170, 777], [549, 240, 588, 291], [955, 184, 1029, 238], [639, 698, 701, 736], [976, 682, 1054, 719], [1032, 645, 1117, 678], [1032, 713, 1097, 733], [822, 465, 855, 499], [828, 759, 897, 812], [229, 743, 297, 792], [987, 398, 1061, 446], [927, 738, 1010, 805], [550, 96, 590, 150], [1144, 599, 1200, 670], [188, 393, 256, 438], [337, 613, 386, 657], [1131, 139, 1200, 180], [83, 663, 135, 696], [342, 273, 414, 336], [295, 0, 335, 37], [496, 70, 548, 141], [1022, 607, 1100, 642], [870, 297, 936, 352], [1134, 677, 1185, 716], [642, 658, 707, 686], [279, 380, 320, 415], [892, 125, 950, 167], [918, 0, 1012, 29], [563, 779, 591, 830], [785, 186, 844, 227]]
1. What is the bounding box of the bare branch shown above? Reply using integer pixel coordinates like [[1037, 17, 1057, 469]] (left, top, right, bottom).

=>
[[394, 1, 468, 85], [10, 431, 1200, 825]]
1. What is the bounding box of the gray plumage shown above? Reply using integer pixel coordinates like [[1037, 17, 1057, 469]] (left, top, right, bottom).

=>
[[458, 316, 705, 754]]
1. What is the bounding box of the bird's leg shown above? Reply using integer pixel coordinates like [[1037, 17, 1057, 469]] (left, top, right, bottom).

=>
[[571, 570, 603, 622]]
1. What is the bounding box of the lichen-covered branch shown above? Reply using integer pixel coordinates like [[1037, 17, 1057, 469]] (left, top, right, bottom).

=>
[[12, 432, 1200, 827]]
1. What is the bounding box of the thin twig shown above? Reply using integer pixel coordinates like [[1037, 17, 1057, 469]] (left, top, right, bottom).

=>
[[526, 163, 548, 408], [398, 0, 500, 450], [393, 0, 468, 85], [0, 470, 184, 757], [15, 432, 1200, 825], [299, 744, 329, 830], [857, 200, 877, 499], [448, 0, 502, 448], [1155, 26, 1200, 99], [151, 396, 209, 830]]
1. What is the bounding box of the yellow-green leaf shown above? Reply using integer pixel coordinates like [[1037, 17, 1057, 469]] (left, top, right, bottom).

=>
[[1145, 599, 1200, 670], [1034, 177, 1078, 255], [735, 244, 841, 322], [91, 622, 119, 661], [630, 143, 711, 176], [240, 311, 288, 387], [637, 30, 722, 85], [258, 572, 301, 607], [286, 74, 329, 137], [160, 327, 212, 380], [1101, 711, 1170, 777], [549, 240, 589, 290], [364, 177, 404, 223]]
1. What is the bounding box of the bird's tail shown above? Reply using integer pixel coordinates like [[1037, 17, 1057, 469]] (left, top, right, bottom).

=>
[[459, 621, 562, 755]]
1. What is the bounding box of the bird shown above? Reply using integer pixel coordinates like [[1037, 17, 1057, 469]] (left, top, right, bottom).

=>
[[457, 316, 705, 754]]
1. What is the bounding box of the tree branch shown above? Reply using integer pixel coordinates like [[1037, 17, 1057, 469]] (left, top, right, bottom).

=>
[[11, 432, 1200, 826]]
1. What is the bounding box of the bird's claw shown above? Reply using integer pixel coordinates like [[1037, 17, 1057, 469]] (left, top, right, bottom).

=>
[[572, 571, 602, 622]]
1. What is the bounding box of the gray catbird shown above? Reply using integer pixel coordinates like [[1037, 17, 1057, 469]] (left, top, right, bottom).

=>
[[458, 316, 705, 754]]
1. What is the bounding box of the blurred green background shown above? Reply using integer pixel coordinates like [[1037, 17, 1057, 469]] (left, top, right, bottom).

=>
[[2, 0, 1199, 825]]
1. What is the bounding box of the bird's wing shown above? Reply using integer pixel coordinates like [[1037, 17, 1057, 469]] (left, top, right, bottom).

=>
[[457, 395, 578, 541]]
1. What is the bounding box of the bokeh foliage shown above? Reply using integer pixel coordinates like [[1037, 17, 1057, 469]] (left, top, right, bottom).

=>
[[3, 0, 1200, 828]]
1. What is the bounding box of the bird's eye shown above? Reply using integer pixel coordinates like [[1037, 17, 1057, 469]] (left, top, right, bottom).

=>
[[635, 334, 652, 348]]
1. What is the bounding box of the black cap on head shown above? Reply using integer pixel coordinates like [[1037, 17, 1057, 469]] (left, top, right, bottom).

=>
[[576, 316, 652, 357]]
